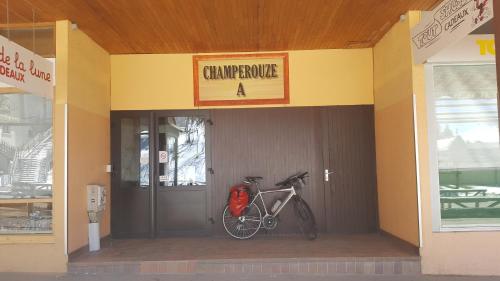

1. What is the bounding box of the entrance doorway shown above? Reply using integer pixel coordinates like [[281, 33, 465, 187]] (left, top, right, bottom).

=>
[[111, 111, 211, 238], [155, 112, 210, 236], [111, 106, 378, 238]]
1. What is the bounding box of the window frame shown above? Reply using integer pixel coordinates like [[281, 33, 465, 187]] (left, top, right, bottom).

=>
[[425, 61, 500, 232]]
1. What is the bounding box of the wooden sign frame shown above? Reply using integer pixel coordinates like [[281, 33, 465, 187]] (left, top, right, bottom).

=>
[[193, 53, 289, 106]]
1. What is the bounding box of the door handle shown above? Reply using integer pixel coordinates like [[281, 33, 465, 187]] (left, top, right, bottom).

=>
[[324, 169, 334, 182]]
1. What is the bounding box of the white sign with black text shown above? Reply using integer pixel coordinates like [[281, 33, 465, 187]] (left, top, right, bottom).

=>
[[411, 0, 494, 64]]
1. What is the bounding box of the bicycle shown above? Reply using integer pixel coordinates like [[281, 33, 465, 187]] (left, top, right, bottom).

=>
[[222, 172, 318, 240]]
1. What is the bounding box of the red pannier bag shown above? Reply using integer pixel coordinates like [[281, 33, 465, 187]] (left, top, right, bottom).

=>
[[228, 185, 250, 217]]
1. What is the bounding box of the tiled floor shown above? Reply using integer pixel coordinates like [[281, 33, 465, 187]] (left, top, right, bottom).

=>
[[70, 233, 417, 263], [3, 273, 500, 281], [68, 233, 420, 275]]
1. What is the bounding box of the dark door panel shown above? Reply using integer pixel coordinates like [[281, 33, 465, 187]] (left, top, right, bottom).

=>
[[110, 106, 378, 237], [111, 112, 153, 238], [210, 107, 325, 235], [322, 105, 378, 233], [156, 189, 208, 235], [112, 189, 150, 237]]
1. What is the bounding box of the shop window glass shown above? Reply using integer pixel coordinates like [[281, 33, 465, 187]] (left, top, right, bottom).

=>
[[0, 93, 53, 234], [431, 64, 500, 227], [0, 202, 52, 234], [0, 21, 55, 235], [140, 133, 150, 186], [159, 117, 206, 187]]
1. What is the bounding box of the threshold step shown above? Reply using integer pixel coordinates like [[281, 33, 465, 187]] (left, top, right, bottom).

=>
[[69, 256, 421, 275]]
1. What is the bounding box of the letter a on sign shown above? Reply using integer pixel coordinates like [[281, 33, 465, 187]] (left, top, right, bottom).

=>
[[236, 82, 246, 97]]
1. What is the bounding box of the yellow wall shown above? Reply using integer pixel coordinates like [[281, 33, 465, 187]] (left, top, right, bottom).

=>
[[63, 21, 111, 253], [0, 103, 67, 272], [111, 49, 374, 110], [373, 12, 419, 246], [375, 10, 500, 275], [410, 19, 500, 277], [374, 11, 500, 275]]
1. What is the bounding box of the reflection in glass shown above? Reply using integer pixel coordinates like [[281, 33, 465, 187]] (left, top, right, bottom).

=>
[[433, 64, 500, 226], [0, 203, 52, 234], [0, 92, 53, 234], [159, 117, 206, 187], [120, 117, 149, 187], [0, 93, 52, 199]]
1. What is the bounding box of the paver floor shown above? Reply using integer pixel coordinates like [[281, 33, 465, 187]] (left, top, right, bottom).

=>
[[70, 233, 417, 263], [1, 273, 500, 281]]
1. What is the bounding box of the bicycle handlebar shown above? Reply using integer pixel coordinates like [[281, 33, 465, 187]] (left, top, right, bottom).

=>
[[275, 171, 309, 187]]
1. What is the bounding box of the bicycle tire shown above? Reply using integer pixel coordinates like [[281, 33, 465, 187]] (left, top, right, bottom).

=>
[[222, 202, 262, 239], [293, 197, 318, 240]]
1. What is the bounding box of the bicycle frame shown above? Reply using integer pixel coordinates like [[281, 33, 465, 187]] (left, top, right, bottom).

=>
[[249, 182, 297, 217]]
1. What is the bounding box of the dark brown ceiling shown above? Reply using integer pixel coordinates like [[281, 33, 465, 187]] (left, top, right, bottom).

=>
[[2, 0, 440, 54]]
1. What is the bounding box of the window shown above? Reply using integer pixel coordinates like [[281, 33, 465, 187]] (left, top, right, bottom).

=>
[[428, 63, 500, 229], [120, 117, 150, 187], [139, 133, 150, 187], [158, 116, 206, 187], [0, 93, 53, 234], [0, 24, 55, 235]]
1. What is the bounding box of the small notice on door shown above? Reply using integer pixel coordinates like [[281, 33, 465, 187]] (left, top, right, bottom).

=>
[[159, 151, 168, 163], [159, 175, 167, 182]]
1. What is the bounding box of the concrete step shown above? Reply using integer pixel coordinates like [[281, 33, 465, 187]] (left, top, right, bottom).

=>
[[68, 256, 421, 275]]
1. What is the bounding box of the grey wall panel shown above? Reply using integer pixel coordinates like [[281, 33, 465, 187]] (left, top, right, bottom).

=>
[[157, 189, 208, 234], [111, 106, 378, 237], [209, 107, 325, 235]]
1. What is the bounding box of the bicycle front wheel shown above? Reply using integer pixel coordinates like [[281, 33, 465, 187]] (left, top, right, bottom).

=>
[[222, 202, 262, 239], [293, 197, 318, 240]]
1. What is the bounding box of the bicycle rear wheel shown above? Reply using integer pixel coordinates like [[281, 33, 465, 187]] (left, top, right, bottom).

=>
[[222, 202, 262, 239], [293, 197, 318, 240]]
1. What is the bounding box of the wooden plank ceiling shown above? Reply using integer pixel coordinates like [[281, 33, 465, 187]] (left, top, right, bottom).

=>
[[3, 0, 440, 54]]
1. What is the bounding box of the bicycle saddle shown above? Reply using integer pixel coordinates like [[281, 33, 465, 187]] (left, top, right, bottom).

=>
[[245, 176, 263, 182]]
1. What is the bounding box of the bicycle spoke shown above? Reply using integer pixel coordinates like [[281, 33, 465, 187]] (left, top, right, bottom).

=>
[[222, 203, 262, 239]]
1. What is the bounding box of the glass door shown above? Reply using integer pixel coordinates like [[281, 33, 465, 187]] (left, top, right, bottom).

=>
[[111, 112, 153, 238], [155, 112, 211, 236]]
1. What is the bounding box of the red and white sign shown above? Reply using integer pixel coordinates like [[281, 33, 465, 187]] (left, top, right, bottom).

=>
[[0, 34, 54, 98], [159, 151, 168, 163]]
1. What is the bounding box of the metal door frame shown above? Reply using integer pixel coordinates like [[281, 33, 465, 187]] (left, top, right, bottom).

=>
[[152, 110, 213, 237], [111, 109, 213, 238], [110, 110, 155, 238]]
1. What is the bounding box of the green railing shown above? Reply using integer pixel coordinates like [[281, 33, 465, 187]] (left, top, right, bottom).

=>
[[439, 168, 500, 188], [439, 168, 500, 220]]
